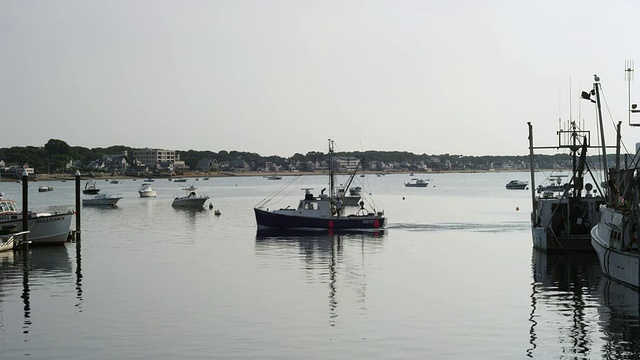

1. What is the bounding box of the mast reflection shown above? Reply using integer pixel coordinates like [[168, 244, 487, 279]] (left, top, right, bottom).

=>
[[527, 250, 601, 358], [0, 245, 76, 347], [597, 278, 640, 356], [255, 229, 385, 326]]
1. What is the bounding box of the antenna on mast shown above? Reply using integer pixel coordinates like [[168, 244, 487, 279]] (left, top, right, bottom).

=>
[[626, 60, 639, 126], [569, 75, 573, 124]]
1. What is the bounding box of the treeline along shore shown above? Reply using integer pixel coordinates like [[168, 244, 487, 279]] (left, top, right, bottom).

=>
[[0, 139, 618, 179]]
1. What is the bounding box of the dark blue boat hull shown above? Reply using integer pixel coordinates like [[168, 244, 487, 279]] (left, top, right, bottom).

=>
[[254, 208, 386, 230]]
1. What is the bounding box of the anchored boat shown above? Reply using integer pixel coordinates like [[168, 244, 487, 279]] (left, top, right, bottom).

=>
[[172, 185, 209, 208]]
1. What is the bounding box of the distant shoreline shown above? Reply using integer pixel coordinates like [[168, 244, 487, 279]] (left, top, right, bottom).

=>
[[1, 168, 563, 182]]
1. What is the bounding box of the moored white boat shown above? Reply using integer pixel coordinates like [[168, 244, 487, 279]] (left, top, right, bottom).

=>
[[0, 197, 74, 245], [82, 193, 123, 206], [172, 185, 209, 208], [38, 185, 53, 192], [254, 139, 386, 231], [505, 180, 528, 190], [138, 183, 157, 197], [83, 180, 100, 194], [404, 178, 430, 187], [336, 185, 362, 206]]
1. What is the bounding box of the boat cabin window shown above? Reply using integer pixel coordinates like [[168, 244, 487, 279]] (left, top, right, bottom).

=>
[[303, 202, 319, 210], [0, 202, 14, 212]]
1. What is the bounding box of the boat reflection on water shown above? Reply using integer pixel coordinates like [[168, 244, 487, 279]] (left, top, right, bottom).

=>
[[0, 245, 73, 281], [255, 229, 385, 326], [528, 250, 602, 358], [255, 228, 386, 240], [0, 244, 81, 344], [528, 249, 640, 358], [597, 278, 640, 357]]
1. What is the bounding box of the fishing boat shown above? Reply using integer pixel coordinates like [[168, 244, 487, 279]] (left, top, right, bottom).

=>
[[82, 193, 123, 206], [172, 185, 209, 208], [83, 180, 101, 194], [505, 180, 528, 190], [528, 87, 605, 253], [404, 178, 430, 187], [0, 197, 74, 245], [138, 183, 157, 197], [589, 74, 640, 289], [253, 139, 386, 231]]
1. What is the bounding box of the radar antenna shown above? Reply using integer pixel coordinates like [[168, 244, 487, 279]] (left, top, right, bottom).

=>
[[626, 60, 639, 126]]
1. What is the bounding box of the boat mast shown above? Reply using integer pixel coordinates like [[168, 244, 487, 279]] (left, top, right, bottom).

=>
[[528, 122, 536, 220], [329, 139, 335, 199], [626, 60, 634, 126], [592, 76, 609, 194]]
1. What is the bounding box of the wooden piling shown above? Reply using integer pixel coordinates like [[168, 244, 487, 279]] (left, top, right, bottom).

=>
[[75, 170, 81, 242], [21, 169, 29, 250]]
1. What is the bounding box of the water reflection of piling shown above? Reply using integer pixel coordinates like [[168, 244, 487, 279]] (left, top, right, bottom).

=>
[[75, 237, 83, 309]]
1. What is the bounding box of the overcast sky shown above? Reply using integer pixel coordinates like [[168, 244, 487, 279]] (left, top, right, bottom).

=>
[[2, 0, 640, 157]]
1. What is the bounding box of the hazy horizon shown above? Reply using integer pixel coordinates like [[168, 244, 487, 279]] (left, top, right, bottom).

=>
[[4, 1, 640, 157]]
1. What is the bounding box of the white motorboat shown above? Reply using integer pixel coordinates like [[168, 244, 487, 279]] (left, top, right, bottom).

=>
[[83, 180, 101, 194], [172, 185, 209, 208], [38, 185, 53, 192], [82, 193, 123, 206], [404, 178, 430, 187], [536, 175, 570, 193], [336, 185, 362, 206], [138, 183, 157, 197], [265, 174, 282, 180], [505, 180, 528, 190], [254, 139, 386, 231], [0, 197, 73, 245]]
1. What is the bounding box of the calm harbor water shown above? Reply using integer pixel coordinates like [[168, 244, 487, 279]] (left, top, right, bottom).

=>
[[0, 172, 638, 359]]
